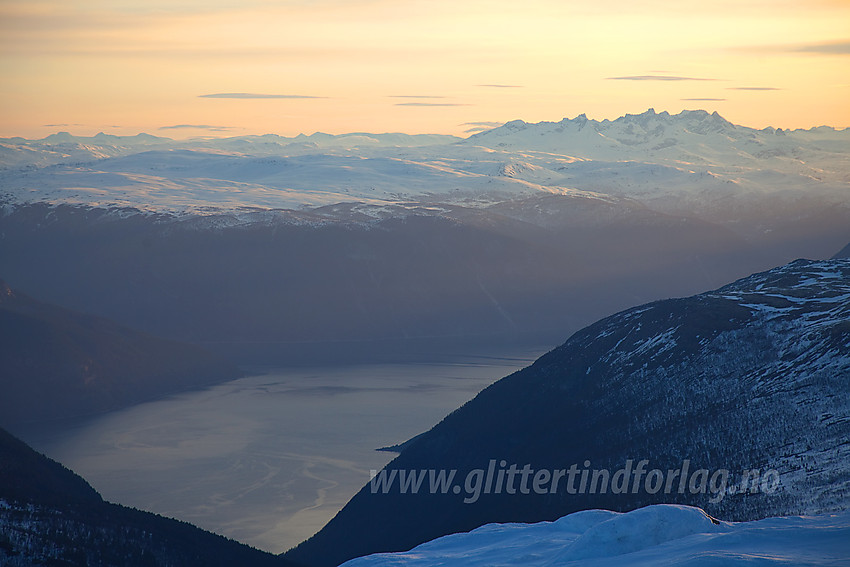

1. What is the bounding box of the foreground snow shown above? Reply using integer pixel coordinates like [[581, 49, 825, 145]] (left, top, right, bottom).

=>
[[341, 504, 850, 566]]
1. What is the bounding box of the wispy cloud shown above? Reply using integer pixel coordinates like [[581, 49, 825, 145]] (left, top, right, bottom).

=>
[[477, 84, 522, 88], [793, 40, 850, 55], [681, 98, 726, 101], [159, 124, 237, 132], [607, 75, 715, 81], [198, 93, 325, 99], [462, 121, 503, 127], [389, 95, 447, 99], [462, 121, 504, 134], [726, 87, 781, 91], [736, 40, 850, 56], [43, 123, 84, 127], [395, 102, 469, 107]]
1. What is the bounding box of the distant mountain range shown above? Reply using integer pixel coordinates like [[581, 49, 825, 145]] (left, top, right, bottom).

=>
[[0, 279, 239, 427], [2, 109, 847, 360], [467, 108, 849, 160], [2, 109, 847, 218], [285, 256, 850, 566], [0, 110, 846, 382], [0, 426, 288, 566]]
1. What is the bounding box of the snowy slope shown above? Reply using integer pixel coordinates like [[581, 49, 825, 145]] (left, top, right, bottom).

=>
[[0, 148, 583, 214], [341, 505, 850, 567]]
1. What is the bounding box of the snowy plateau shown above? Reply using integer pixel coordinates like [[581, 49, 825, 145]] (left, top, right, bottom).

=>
[[340, 504, 850, 567], [1, 109, 848, 221]]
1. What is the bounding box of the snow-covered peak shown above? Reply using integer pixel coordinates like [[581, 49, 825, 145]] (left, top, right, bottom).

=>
[[466, 108, 846, 162], [37, 131, 172, 146], [478, 108, 738, 139], [718, 258, 850, 299], [501, 119, 528, 129]]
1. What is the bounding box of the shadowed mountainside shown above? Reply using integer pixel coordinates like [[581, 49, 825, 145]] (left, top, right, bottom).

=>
[[0, 426, 290, 566], [0, 197, 803, 365], [0, 279, 239, 428]]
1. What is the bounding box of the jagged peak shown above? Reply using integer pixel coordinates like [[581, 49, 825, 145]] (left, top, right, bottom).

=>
[[615, 108, 659, 123]]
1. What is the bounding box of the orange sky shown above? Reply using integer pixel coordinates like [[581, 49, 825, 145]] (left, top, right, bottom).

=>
[[1, 0, 848, 139]]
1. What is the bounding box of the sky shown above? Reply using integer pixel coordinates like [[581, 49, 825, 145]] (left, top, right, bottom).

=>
[[1, 0, 848, 139]]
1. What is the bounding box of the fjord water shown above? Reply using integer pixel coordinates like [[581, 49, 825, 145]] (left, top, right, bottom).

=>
[[18, 352, 540, 553]]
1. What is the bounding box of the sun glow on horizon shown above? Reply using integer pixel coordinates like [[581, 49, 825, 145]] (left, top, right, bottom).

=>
[[1, 0, 848, 139]]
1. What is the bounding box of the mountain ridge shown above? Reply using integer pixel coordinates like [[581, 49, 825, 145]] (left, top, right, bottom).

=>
[[471, 108, 849, 141], [465, 108, 850, 163], [5, 109, 847, 147], [3, 109, 847, 230]]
